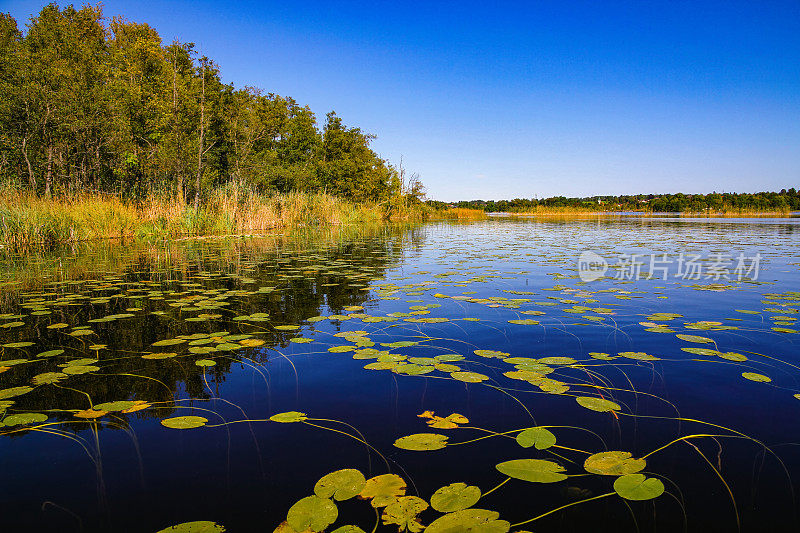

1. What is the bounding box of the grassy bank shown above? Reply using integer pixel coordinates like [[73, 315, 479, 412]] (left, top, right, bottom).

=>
[[505, 206, 793, 216], [0, 186, 437, 250]]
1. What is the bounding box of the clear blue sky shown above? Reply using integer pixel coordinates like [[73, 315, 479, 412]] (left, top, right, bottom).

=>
[[5, 0, 800, 201]]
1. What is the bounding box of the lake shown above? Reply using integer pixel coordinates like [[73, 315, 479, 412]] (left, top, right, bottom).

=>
[[1, 216, 799, 533]]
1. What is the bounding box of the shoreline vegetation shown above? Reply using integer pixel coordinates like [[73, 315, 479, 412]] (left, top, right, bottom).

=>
[[0, 6, 795, 251]]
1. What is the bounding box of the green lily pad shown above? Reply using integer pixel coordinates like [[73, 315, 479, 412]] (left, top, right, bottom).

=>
[[451, 371, 489, 383], [62, 365, 100, 375], [613, 473, 665, 500], [156, 521, 225, 532], [584, 451, 645, 475], [161, 416, 208, 429], [0, 386, 33, 399], [94, 401, 141, 412], [516, 427, 557, 450], [270, 411, 308, 423], [425, 509, 510, 533], [473, 349, 509, 359], [1, 412, 48, 426], [576, 396, 621, 412], [330, 527, 366, 533], [394, 433, 448, 451], [286, 495, 337, 532], [676, 334, 714, 344], [196, 359, 217, 367], [429, 482, 481, 512], [314, 469, 366, 501], [381, 496, 428, 532], [495, 459, 567, 483], [2, 342, 35, 349], [36, 349, 65, 358], [359, 474, 407, 507], [742, 372, 771, 383], [32, 372, 67, 385]]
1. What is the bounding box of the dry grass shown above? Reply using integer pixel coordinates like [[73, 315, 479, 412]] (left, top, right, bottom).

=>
[[0, 185, 388, 249]]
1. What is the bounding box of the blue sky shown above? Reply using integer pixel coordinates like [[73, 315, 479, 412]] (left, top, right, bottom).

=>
[[5, 0, 800, 201]]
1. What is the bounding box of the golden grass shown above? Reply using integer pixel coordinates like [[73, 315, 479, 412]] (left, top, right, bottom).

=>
[[442, 207, 488, 219], [0, 187, 391, 249]]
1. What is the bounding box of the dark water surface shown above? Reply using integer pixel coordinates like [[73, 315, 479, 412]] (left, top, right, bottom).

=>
[[1, 217, 799, 533]]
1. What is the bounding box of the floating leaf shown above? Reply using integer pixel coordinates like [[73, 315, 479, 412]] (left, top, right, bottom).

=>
[[156, 521, 226, 532], [270, 411, 308, 423], [94, 400, 141, 412], [161, 416, 208, 429], [0, 386, 33, 399], [495, 459, 567, 483], [613, 473, 665, 501], [1, 412, 48, 426], [676, 334, 714, 344], [36, 349, 65, 358], [382, 496, 428, 532], [314, 469, 366, 501], [62, 365, 99, 375], [537, 357, 576, 365], [32, 372, 67, 385], [196, 359, 217, 367], [516, 427, 557, 450], [451, 371, 489, 383], [331, 527, 366, 533], [425, 509, 509, 533], [584, 451, 645, 475], [286, 495, 337, 532], [394, 433, 448, 451], [473, 349, 509, 359], [576, 396, 621, 412], [742, 372, 771, 383], [429, 483, 481, 513], [152, 339, 186, 347], [618, 351, 659, 361], [75, 409, 108, 419], [359, 474, 407, 507], [2, 342, 35, 349]]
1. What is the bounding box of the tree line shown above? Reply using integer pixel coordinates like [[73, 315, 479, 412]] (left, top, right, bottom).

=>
[[0, 4, 414, 205], [435, 189, 800, 213]]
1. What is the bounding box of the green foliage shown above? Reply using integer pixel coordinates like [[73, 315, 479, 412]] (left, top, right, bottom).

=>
[[0, 5, 403, 205]]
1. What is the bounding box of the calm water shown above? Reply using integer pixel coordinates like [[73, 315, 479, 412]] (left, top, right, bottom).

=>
[[1, 217, 799, 532]]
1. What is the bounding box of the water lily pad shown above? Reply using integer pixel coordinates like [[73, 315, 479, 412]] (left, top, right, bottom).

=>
[[286, 495, 337, 532], [394, 433, 448, 451], [742, 372, 771, 383], [94, 400, 141, 412], [576, 396, 621, 412], [430, 483, 481, 512], [62, 365, 99, 375], [331, 527, 365, 533], [2, 342, 35, 349], [1, 412, 48, 426], [36, 349, 65, 358], [516, 427, 557, 450], [474, 349, 509, 359], [495, 459, 567, 483], [161, 416, 208, 429], [425, 509, 509, 533], [451, 371, 489, 383], [152, 338, 186, 347], [381, 496, 428, 532], [359, 474, 407, 507], [584, 451, 645, 475], [270, 411, 308, 423], [32, 372, 67, 385], [613, 473, 665, 500], [196, 359, 217, 367], [156, 521, 225, 532], [314, 469, 366, 501], [0, 386, 33, 399], [537, 357, 576, 365], [676, 334, 714, 344]]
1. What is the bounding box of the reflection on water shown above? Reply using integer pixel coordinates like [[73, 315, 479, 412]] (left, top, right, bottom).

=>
[[0, 218, 799, 532]]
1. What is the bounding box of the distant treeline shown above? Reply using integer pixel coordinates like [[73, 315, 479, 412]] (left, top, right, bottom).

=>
[[429, 190, 800, 213], [0, 4, 421, 204]]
